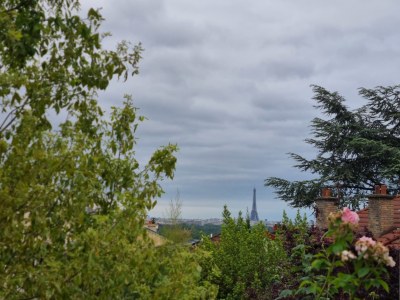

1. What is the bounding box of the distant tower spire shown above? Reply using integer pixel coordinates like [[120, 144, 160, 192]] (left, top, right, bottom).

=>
[[250, 188, 259, 222]]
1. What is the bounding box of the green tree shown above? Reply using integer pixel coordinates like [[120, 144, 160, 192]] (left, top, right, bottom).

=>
[[201, 206, 288, 299], [266, 85, 400, 209], [275, 210, 319, 296], [0, 1, 214, 298]]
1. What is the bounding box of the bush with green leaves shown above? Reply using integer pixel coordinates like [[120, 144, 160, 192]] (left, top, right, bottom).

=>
[[200, 206, 289, 299], [273, 210, 323, 293], [277, 210, 310, 248], [0, 1, 215, 298], [280, 208, 395, 300]]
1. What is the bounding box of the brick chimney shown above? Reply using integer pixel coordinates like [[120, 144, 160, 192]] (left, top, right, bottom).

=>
[[368, 184, 394, 238], [315, 188, 338, 229]]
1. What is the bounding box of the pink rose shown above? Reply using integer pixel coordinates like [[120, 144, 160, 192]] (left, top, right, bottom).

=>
[[358, 236, 376, 246], [355, 236, 376, 254], [341, 207, 359, 224]]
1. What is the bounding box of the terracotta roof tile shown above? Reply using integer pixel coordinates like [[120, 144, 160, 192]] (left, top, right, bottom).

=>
[[357, 197, 400, 228], [378, 229, 400, 249]]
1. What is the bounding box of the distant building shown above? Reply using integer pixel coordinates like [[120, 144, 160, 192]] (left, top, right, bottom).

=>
[[144, 219, 167, 246], [144, 219, 159, 233], [210, 233, 221, 243], [154, 217, 222, 226], [250, 188, 259, 222]]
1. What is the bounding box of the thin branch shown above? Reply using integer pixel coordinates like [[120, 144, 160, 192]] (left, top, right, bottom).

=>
[[0, 114, 18, 134], [338, 184, 373, 191], [0, 108, 18, 131], [0, 98, 29, 133]]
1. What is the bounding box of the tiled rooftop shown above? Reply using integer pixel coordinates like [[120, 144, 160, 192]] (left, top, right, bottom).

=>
[[357, 196, 400, 250]]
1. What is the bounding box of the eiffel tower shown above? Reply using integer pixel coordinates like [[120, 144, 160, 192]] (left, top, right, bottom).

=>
[[250, 188, 259, 222]]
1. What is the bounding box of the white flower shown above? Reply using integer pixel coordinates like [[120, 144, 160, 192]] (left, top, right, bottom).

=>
[[341, 250, 356, 262]]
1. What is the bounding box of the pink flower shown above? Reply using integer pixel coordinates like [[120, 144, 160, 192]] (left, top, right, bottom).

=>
[[341, 207, 359, 224], [354, 237, 396, 267], [355, 236, 377, 254], [358, 236, 376, 246]]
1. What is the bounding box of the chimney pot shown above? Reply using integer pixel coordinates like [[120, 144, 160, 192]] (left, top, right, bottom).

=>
[[381, 184, 387, 195], [315, 188, 338, 229], [374, 184, 388, 195], [322, 187, 331, 197]]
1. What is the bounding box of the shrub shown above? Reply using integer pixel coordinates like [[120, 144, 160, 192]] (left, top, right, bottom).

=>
[[200, 206, 289, 299], [280, 208, 396, 300]]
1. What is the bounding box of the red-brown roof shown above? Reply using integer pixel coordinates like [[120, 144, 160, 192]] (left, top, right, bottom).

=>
[[357, 196, 400, 249], [378, 229, 400, 248]]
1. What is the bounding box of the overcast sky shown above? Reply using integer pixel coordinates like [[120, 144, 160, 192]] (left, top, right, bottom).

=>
[[83, 0, 400, 220]]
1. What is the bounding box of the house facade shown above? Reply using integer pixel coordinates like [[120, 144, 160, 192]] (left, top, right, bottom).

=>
[[315, 185, 400, 250]]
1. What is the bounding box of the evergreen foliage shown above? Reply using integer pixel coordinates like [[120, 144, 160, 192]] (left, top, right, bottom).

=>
[[266, 85, 400, 209]]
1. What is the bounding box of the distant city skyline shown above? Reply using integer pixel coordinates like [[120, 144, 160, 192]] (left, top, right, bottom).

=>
[[149, 186, 312, 221]]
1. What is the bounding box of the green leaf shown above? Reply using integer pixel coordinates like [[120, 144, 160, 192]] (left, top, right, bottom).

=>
[[311, 258, 326, 270], [378, 279, 389, 292], [331, 240, 346, 254], [279, 289, 294, 297], [357, 267, 369, 278]]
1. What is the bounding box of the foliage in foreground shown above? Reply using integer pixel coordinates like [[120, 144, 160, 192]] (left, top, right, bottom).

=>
[[0, 1, 215, 298], [200, 206, 289, 299], [266, 84, 400, 210], [281, 208, 395, 300]]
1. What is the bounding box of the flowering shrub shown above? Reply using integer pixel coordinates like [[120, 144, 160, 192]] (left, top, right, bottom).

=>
[[355, 237, 396, 267], [280, 207, 396, 299]]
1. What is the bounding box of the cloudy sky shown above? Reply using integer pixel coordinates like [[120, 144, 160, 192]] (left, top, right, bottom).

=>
[[83, 0, 400, 220]]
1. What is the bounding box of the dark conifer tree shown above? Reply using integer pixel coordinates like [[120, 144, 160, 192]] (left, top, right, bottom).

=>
[[266, 84, 400, 209]]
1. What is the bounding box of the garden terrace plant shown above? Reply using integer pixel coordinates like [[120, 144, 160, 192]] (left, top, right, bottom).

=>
[[281, 208, 396, 300], [200, 206, 290, 299]]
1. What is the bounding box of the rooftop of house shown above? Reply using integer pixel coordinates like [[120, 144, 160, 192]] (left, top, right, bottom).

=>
[[315, 185, 400, 250], [144, 220, 159, 233], [144, 227, 167, 246], [357, 196, 400, 250]]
